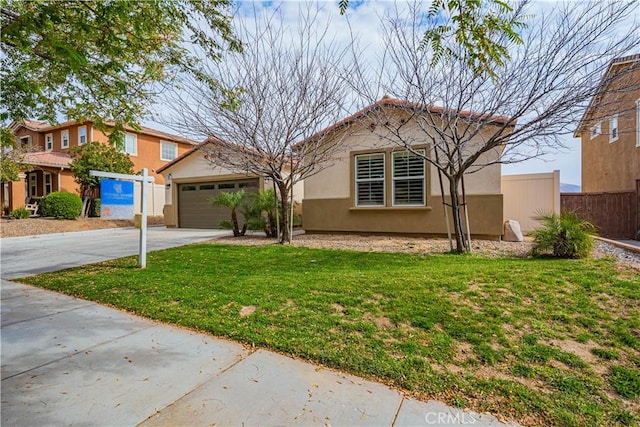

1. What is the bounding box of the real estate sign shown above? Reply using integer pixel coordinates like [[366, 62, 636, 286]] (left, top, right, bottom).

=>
[[100, 179, 134, 219]]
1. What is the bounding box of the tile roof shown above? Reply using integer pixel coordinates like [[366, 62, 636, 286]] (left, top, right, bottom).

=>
[[21, 120, 50, 131], [23, 151, 72, 169], [12, 119, 199, 145]]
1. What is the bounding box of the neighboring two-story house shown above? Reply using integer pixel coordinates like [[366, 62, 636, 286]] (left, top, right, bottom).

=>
[[2, 119, 197, 213], [572, 54, 640, 238], [575, 54, 640, 193]]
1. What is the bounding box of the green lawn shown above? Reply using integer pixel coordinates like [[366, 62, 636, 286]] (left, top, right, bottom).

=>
[[21, 244, 640, 426]]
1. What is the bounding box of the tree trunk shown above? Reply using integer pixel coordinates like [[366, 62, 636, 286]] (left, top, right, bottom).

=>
[[277, 181, 291, 244], [231, 207, 240, 236], [448, 177, 469, 253]]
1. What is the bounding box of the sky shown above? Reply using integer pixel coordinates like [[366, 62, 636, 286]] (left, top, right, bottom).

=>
[[146, 0, 639, 187]]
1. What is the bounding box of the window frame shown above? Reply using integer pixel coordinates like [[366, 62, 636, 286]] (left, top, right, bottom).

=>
[[43, 172, 52, 195], [354, 152, 386, 207], [391, 150, 426, 207], [123, 133, 138, 156], [590, 122, 601, 139], [636, 99, 640, 148], [78, 126, 87, 145], [19, 135, 32, 149], [609, 115, 619, 143], [160, 140, 178, 161], [45, 133, 53, 151], [61, 129, 69, 149], [29, 174, 37, 197]]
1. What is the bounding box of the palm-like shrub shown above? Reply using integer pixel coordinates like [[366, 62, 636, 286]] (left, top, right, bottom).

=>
[[531, 211, 596, 258], [245, 189, 278, 237], [212, 190, 248, 237]]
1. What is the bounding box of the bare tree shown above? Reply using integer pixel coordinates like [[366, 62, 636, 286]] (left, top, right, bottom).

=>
[[165, 4, 352, 243], [350, 0, 640, 253]]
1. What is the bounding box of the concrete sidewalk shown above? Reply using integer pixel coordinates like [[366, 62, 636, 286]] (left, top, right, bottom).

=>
[[1, 280, 513, 426]]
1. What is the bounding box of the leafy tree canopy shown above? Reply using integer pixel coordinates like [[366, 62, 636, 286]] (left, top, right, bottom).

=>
[[69, 141, 134, 192], [340, 0, 525, 77], [0, 0, 240, 141]]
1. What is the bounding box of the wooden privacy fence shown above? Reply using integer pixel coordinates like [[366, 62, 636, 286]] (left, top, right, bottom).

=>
[[561, 180, 639, 239]]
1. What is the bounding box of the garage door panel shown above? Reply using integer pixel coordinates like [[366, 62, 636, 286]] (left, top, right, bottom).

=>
[[178, 179, 259, 229]]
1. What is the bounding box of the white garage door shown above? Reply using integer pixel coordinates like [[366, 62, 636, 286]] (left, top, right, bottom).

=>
[[177, 178, 259, 228]]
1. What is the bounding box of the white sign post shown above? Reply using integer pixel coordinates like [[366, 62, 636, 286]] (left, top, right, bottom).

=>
[[90, 168, 155, 268]]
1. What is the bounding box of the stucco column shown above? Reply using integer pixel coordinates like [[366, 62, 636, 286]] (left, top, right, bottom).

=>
[[8, 174, 27, 211]]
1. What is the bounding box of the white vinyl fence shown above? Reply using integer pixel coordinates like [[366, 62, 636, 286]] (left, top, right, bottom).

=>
[[502, 171, 561, 233]]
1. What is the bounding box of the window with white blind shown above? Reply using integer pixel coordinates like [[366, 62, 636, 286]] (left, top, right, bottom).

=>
[[610, 115, 618, 143], [45, 133, 53, 151], [61, 130, 69, 148], [78, 126, 87, 145], [123, 133, 137, 156], [355, 153, 385, 206], [636, 99, 640, 148], [392, 150, 425, 206], [160, 141, 178, 161], [590, 122, 601, 139]]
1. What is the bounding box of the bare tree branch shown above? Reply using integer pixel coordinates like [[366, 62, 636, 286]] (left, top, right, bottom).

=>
[[349, 0, 639, 252], [163, 4, 353, 243]]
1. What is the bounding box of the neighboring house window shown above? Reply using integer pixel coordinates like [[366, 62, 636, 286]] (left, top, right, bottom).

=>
[[29, 174, 37, 197], [44, 172, 52, 195], [636, 99, 640, 148], [123, 133, 137, 155], [61, 130, 69, 149], [392, 150, 425, 206], [45, 133, 53, 151], [78, 126, 87, 145], [590, 122, 601, 139], [609, 115, 618, 143], [355, 153, 385, 206], [19, 136, 32, 149], [160, 141, 178, 161]]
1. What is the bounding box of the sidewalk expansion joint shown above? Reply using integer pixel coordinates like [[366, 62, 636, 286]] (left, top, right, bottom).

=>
[[1, 324, 156, 381]]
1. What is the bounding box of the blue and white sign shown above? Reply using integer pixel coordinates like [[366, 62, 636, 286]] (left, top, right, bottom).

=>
[[100, 179, 134, 219]]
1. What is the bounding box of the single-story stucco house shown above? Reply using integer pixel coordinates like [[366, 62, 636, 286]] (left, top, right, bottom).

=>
[[299, 97, 513, 239], [157, 138, 303, 229]]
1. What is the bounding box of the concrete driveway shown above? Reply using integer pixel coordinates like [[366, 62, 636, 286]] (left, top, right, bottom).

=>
[[1, 227, 229, 279]]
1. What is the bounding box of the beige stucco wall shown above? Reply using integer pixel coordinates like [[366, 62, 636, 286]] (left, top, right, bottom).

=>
[[160, 149, 304, 227], [305, 119, 503, 201], [302, 115, 506, 238]]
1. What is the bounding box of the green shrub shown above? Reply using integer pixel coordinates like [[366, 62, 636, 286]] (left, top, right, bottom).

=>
[[42, 192, 82, 219], [9, 207, 31, 219], [90, 198, 101, 217], [530, 210, 595, 258]]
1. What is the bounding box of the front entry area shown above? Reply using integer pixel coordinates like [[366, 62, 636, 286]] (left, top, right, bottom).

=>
[[177, 178, 259, 228]]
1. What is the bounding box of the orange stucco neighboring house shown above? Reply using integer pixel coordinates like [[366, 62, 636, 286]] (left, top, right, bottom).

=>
[[570, 54, 640, 239], [2, 119, 197, 214], [574, 54, 640, 193]]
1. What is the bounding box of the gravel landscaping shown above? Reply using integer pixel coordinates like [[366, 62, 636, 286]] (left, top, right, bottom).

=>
[[216, 232, 640, 270], [0, 216, 166, 238], [3, 217, 638, 269]]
